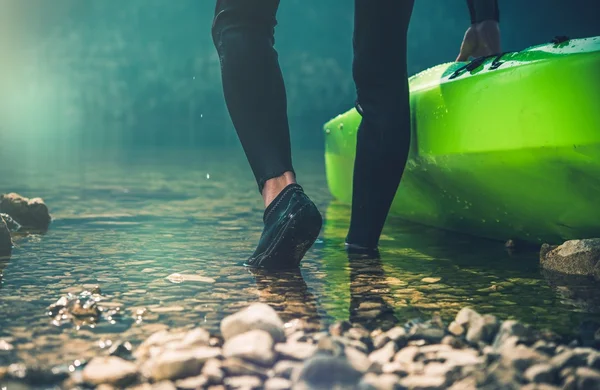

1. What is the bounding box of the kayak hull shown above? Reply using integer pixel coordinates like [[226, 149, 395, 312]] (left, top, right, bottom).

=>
[[323, 36, 600, 245]]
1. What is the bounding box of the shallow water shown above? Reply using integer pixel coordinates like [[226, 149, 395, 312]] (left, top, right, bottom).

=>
[[0, 148, 599, 368]]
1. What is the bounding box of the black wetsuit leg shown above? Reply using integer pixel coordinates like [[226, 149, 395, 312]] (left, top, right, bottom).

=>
[[346, 0, 416, 250], [211, 0, 293, 193]]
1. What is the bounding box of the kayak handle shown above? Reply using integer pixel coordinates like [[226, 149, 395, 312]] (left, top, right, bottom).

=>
[[449, 54, 496, 79]]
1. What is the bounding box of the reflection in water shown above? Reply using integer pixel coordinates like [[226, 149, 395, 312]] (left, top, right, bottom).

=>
[[0, 149, 599, 368]]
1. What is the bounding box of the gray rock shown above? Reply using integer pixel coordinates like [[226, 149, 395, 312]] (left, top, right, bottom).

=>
[[223, 375, 263, 390], [274, 342, 317, 361], [466, 314, 500, 345], [550, 349, 588, 371], [223, 329, 275, 366], [221, 358, 269, 378], [492, 320, 534, 350], [0, 216, 12, 256], [345, 346, 375, 373], [293, 354, 363, 389], [394, 346, 420, 365], [175, 375, 208, 389], [81, 356, 138, 386], [220, 303, 285, 343], [201, 358, 224, 384], [273, 360, 302, 379], [399, 374, 446, 390], [576, 367, 600, 390], [501, 345, 547, 372], [369, 341, 397, 365], [359, 373, 402, 390], [588, 352, 600, 369], [540, 239, 600, 280], [144, 347, 221, 381], [264, 377, 292, 390], [524, 363, 557, 384], [0, 193, 51, 230]]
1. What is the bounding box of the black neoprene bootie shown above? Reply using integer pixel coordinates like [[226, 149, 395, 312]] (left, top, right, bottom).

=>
[[245, 184, 322, 269]]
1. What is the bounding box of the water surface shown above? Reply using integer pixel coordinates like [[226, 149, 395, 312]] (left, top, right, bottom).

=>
[[0, 148, 598, 368]]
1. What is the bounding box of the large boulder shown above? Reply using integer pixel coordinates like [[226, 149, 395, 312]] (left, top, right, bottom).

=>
[[0, 215, 12, 256], [540, 239, 600, 280], [0, 193, 51, 230]]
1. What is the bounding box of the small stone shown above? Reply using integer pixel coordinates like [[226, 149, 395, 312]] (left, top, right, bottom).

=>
[[448, 321, 465, 336], [550, 350, 587, 371], [293, 355, 362, 389], [502, 345, 547, 372], [221, 358, 269, 378], [273, 360, 302, 379], [441, 336, 465, 349], [145, 347, 221, 381], [175, 375, 208, 389], [264, 377, 292, 390], [422, 277, 442, 283], [316, 336, 345, 357], [369, 341, 397, 365], [408, 325, 445, 344], [437, 349, 484, 367], [82, 356, 138, 386], [275, 342, 317, 361], [0, 340, 14, 351], [424, 362, 459, 383], [359, 372, 401, 390], [399, 375, 446, 390], [381, 362, 409, 377], [386, 326, 408, 344], [563, 375, 577, 390], [201, 359, 224, 384], [576, 367, 600, 390], [492, 320, 534, 351], [373, 333, 391, 350], [532, 340, 556, 356], [455, 307, 480, 327], [466, 314, 500, 345], [329, 321, 352, 337], [223, 329, 275, 366], [448, 376, 477, 390], [220, 303, 285, 343], [588, 352, 600, 369], [394, 346, 420, 365], [524, 363, 557, 384], [108, 341, 133, 359], [223, 375, 262, 389], [345, 346, 374, 373]]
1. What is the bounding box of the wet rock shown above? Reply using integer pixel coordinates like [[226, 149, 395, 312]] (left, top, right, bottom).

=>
[[143, 347, 221, 381], [576, 367, 600, 389], [264, 377, 292, 390], [293, 354, 363, 389], [175, 375, 208, 389], [274, 342, 317, 361], [359, 372, 402, 390], [223, 329, 275, 366], [223, 375, 263, 389], [0, 215, 12, 256], [220, 302, 285, 343], [524, 363, 557, 384], [201, 358, 224, 384], [540, 239, 600, 280], [0, 193, 51, 230], [399, 374, 446, 390], [81, 356, 138, 386], [273, 360, 302, 379], [466, 314, 500, 345], [369, 341, 397, 365], [221, 357, 269, 378]]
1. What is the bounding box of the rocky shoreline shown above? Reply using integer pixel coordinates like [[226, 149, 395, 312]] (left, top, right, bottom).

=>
[[1, 303, 599, 390]]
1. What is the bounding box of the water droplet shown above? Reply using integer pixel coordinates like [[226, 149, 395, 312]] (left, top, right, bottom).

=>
[[200, 114, 203, 118], [206, 173, 210, 179], [193, 76, 196, 80]]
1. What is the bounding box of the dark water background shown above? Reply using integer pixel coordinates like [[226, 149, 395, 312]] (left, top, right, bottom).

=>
[[1, 149, 599, 368], [1, 0, 600, 370]]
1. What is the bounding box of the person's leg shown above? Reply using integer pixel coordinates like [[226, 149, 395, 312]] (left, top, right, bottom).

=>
[[346, 0, 415, 251], [212, 0, 322, 269]]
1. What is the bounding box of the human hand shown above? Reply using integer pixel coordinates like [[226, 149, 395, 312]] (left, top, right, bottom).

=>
[[456, 20, 501, 61]]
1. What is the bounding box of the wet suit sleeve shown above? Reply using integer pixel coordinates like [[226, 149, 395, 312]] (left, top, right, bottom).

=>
[[467, 0, 500, 24]]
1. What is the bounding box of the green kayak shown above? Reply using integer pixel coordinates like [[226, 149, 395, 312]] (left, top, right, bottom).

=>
[[323, 36, 600, 245]]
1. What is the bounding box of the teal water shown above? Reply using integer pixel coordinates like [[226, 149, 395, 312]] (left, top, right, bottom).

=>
[[0, 148, 598, 368]]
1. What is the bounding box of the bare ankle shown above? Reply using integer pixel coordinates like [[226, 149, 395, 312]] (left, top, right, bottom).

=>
[[262, 172, 297, 207]]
